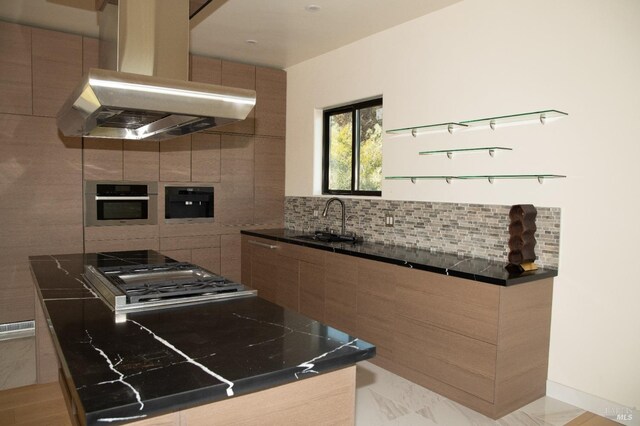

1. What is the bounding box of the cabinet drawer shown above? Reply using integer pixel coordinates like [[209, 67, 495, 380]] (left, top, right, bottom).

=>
[[278, 241, 323, 265], [357, 291, 394, 358], [395, 315, 496, 402], [300, 261, 325, 321], [395, 268, 499, 344]]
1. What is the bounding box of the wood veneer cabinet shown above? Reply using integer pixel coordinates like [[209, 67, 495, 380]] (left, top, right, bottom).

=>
[[240, 236, 553, 419]]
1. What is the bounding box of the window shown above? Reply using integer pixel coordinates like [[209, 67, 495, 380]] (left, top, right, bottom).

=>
[[322, 98, 383, 196]]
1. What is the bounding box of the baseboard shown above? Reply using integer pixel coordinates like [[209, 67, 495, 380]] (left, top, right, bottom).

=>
[[547, 380, 639, 425], [0, 320, 35, 341]]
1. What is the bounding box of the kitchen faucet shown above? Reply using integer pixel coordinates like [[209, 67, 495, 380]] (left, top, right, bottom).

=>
[[322, 197, 346, 236]]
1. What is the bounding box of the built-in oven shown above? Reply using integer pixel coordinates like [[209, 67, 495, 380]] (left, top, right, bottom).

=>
[[165, 186, 214, 223], [85, 181, 158, 226]]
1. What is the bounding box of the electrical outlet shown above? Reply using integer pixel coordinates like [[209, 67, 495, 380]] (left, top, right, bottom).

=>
[[385, 212, 394, 227]]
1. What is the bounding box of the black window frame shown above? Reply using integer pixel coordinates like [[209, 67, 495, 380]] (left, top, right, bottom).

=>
[[322, 97, 383, 196]]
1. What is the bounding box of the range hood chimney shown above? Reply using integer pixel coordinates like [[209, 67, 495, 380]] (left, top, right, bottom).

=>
[[57, 0, 256, 141]]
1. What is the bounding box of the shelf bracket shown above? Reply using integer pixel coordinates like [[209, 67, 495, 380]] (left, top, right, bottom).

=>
[[447, 124, 455, 134], [489, 119, 496, 130], [488, 177, 494, 184], [539, 114, 546, 125], [410, 177, 416, 184], [445, 177, 452, 184], [488, 149, 495, 157], [446, 152, 453, 159], [411, 129, 417, 138], [537, 176, 544, 184]]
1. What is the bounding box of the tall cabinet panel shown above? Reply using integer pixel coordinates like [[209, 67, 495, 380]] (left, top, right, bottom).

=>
[[255, 67, 286, 137], [0, 22, 32, 115], [190, 55, 222, 84], [31, 28, 82, 117], [220, 61, 256, 135], [254, 136, 285, 225]]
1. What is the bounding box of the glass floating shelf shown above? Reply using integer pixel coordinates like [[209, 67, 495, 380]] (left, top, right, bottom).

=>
[[385, 174, 566, 184], [386, 109, 568, 136], [386, 122, 468, 136], [419, 147, 512, 159]]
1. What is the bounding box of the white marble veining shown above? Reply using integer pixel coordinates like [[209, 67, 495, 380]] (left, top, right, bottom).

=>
[[296, 338, 359, 379], [97, 415, 148, 423], [355, 361, 586, 426], [50, 255, 70, 275], [85, 330, 145, 412], [128, 319, 236, 397]]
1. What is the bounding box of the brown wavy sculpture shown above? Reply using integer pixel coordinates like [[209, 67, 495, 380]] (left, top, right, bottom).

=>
[[507, 204, 538, 271]]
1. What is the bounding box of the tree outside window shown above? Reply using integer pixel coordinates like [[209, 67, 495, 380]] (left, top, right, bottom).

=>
[[323, 98, 382, 196]]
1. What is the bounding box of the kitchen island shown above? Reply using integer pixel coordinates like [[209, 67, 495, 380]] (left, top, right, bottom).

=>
[[29, 250, 375, 425]]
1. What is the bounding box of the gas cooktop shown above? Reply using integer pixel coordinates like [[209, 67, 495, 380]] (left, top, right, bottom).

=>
[[84, 262, 257, 313]]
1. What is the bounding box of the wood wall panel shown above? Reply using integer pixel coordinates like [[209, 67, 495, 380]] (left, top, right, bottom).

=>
[[0, 114, 82, 322], [191, 247, 221, 274], [0, 22, 32, 115], [0, 256, 34, 324], [83, 138, 123, 181], [123, 141, 159, 181], [84, 238, 160, 253], [220, 61, 255, 135], [32, 28, 82, 117], [255, 67, 286, 137], [191, 133, 221, 182], [160, 136, 191, 182], [82, 37, 98, 73], [159, 249, 192, 264], [160, 235, 220, 251], [220, 234, 242, 282], [190, 55, 221, 84], [217, 135, 254, 225], [254, 136, 285, 225], [85, 224, 158, 242]]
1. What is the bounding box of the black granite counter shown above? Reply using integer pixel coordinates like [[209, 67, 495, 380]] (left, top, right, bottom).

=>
[[241, 228, 558, 286], [29, 250, 375, 425]]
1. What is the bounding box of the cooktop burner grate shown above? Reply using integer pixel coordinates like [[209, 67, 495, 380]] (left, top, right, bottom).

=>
[[97, 262, 245, 303]]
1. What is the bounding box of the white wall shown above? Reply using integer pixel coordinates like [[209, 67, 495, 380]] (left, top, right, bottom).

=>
[[285, 0, 640, 410]]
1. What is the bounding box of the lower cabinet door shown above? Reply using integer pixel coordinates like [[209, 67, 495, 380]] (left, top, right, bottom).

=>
[[299, 261, 325, 321], [394, 315, 497, 403]]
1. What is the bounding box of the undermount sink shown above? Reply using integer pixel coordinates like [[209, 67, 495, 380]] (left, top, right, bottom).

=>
[[292, 231, 362, 244]]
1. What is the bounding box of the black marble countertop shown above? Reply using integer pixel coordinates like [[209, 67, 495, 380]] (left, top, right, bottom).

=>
[[29, 250, 375, 426], [241, 228, 558, 286]]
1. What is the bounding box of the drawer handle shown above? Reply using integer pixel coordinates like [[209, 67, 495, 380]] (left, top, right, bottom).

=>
[[248, 240, 278, 249]]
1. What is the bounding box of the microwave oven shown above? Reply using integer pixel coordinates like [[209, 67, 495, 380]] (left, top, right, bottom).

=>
[[85, 181, 158, 226]]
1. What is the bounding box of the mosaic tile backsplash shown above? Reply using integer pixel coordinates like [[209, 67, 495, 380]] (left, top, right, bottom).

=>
[[284, 197, 561, 269]]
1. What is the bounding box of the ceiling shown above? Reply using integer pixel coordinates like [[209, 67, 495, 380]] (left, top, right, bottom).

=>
[[0, 0, 461, 69]]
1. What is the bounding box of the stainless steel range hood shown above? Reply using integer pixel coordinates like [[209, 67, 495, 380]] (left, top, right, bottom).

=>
[[57, 0, 256, 141]]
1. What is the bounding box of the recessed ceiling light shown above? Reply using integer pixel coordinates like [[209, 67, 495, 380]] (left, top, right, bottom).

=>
[[305, 4, 321, 12], [245, 39, 258, 45]]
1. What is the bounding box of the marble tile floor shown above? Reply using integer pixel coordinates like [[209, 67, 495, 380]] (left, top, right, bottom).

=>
[[355, 361, 587, 426]]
